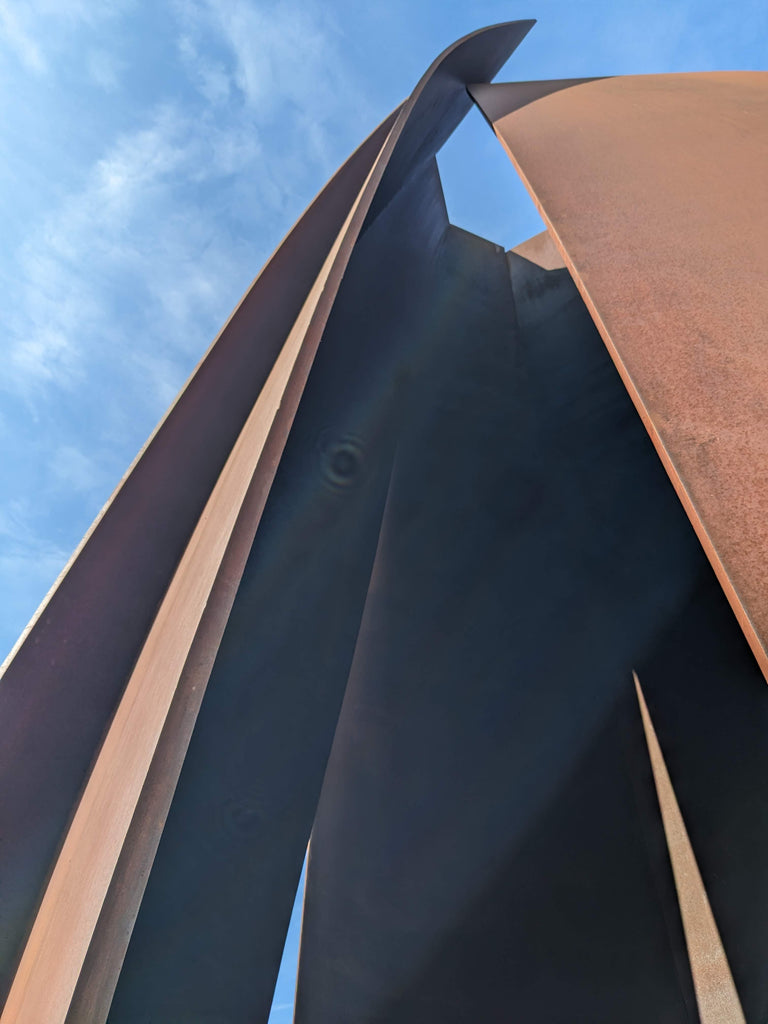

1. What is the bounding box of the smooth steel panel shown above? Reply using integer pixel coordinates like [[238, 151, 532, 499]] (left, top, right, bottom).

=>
[[294, 238, 706, 1023], [106, 161, 450, 1024], [471, 73, 768, 679]]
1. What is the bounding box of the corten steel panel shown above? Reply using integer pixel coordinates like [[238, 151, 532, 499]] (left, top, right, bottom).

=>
[[471, 76, 602, 121], [3, 129, 397, 1024], [509, 228, 565, 269], [294, 241, 712, 1023], [363, 21, 534, 226], [0, 106, 395, 1005], [0, 23, 534, 1023], [100, 25, 531, 1024], [470, 73, 768, 680], [105, 159, 450, 1024]]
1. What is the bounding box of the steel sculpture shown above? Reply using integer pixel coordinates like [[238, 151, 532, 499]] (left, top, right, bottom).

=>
[[1, 19, 767, 1024]]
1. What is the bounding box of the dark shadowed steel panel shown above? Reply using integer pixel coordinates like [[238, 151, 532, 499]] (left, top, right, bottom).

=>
[[471, 73, 768, 680], [294, 242, 709, 1023], [106, 162, 447, 1023], [97, 20, 534, 1023]]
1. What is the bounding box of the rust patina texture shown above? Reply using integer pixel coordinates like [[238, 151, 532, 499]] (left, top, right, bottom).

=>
[[471, 73, 768, 679]]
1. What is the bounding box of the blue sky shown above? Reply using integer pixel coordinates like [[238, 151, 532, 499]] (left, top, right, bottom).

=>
[[0, 0, 765, 1018]]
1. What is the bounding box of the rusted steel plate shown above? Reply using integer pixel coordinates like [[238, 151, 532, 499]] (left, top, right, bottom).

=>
[[0, 106, 396, 1007], [471, 73, 768, 680], [105, 160, 448, 1024], [1, 120, 395, 1024], [472, 77, 602, 123], [0, 22, 535, 1024], [99, 19, 535, 1019], [510, 228, 565, 269]]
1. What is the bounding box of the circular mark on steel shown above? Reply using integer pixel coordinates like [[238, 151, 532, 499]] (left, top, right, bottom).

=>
[[330, 445, 359, 481], [318, 432, 365, 489]]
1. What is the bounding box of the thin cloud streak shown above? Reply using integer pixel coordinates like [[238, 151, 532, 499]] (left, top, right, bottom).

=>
[[0, 0, 132, 74]]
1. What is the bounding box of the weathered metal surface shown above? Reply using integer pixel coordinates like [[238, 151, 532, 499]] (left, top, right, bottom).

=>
[[7, 28, 766, 1024], [294, 238, 712, 1024], [105, 158, 449, 1024], [0, 23, 536, 1024], [471, 77, 602, 123], [364, 21, 534, 226], [510, 228, 565, 269], [471, 73, 768, 680], [2, 127, 396, 1024], [0, 106, 397, 1008]]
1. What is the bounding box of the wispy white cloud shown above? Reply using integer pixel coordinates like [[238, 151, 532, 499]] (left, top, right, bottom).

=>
[[178, 33, 232, 105], [3, 102, 262, 403], [0, 0, 132, 74], [86, 47, 124, 91], [0, 3, 47, 73], [3, 0, 373, 412], [9, 328, 82, 388], [49, 445, 100, 493], [176, 0, 375, 167]]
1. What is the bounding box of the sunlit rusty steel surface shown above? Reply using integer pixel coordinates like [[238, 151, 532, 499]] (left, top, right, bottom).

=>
[[471, 73, 768, 680], [510, 228, 565, 269]]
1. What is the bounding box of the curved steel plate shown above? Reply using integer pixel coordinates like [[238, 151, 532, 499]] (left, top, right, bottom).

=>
[[0, 22, 537, 1024], [472, 72, 768, 679], [0, 106, 397, 1011]]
